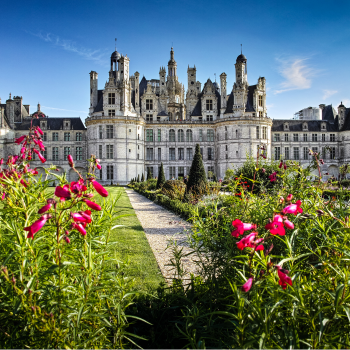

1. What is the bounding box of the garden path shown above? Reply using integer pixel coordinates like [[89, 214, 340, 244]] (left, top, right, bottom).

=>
[[125, 189, 199, 282]]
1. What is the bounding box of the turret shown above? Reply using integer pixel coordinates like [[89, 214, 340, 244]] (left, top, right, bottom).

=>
[[118, 55, 130, 82], [167, 47, 177, 79], [220, 72, 227, 115], [235, 53, 247, 85], [159, 66, 166, 94], [187, 66, 197, 93], [134, 71, 140, 113], [339, 101, 346, 129], [89, 71, 98, 114]]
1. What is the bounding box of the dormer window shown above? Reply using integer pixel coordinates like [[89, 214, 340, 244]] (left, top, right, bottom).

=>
[[283, 123, 289, 131], [108, 93, 115, 104], [63, 120, 71, 130], [303, 122, 308, 130], [206, 100, 213, 111], [146, 99, 153, 110], [40, 120, 47, 130], [321, 122, 326, 130]]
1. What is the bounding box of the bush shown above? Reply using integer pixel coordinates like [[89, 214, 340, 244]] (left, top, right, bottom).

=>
[[186, 144, 207, 194]]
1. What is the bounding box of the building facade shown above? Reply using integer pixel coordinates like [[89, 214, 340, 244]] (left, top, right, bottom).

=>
[[1, 48, 350, 183]]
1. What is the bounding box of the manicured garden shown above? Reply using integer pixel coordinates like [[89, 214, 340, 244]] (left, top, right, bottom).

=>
[[1, 127, 350, 348]]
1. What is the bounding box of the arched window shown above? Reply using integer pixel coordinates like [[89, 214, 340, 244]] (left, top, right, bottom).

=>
[[186, 129, 193, 142], [178, 129, 184, 142], [207, 129, 214, 142], [169, 129, 175, 142]]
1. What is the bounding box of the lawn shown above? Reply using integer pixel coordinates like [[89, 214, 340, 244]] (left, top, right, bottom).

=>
[[103, 187, 164, 291]]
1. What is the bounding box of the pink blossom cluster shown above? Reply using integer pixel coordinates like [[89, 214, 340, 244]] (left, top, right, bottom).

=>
[[232, 194, 303, 292]]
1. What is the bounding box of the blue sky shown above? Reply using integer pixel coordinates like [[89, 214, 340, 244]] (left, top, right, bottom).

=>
[[1, 0, 349, 120]]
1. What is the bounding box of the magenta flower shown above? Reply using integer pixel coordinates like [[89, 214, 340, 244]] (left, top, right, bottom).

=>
[[269, 172, 277, 182], [72, 222, 87, 236], [279, 161, 283, 168], [67, 154, 74, 167], [24, 214, 52, 239], [15, 135, 26, 144], [231, 219, 257, 238], [37, 126, 44, 135], [33, 149, 46, 163], [286, 194, 293, 201], [96, 163, 102, 170], [38, 203, 52, 214], [92, 180, 108, 197], [84, 199, 102, 211], [236, 232, 264, 251], [265, 214, 285, 236], [64, 236, 71, 243], [72, 212, 90, 223], [275, 265, 293, 289], [282, 200, 303, 215], [241, 277, 253, 292], [55, 185, 72, 199], [1, 193, 6, 200], [284, 219, 294, 229]]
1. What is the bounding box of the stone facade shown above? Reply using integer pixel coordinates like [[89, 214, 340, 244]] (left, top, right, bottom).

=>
[[1, 48, 350, 183]]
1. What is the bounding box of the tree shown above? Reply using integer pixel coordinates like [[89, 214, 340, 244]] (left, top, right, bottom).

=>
[[156, 163, 166, 189], [137, 174, 140, 182], [186, 144, 207, 193], [147, 167, 152, 180], [141, 173, 145, 182]]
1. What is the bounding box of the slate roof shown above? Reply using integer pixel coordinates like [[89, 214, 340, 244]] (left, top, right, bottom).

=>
[[271, 119, 338, 132], [215, 89, 221, 113], [157, 110, 168, 116], [190, 93, 203, 116], [340, 108, 350, 131], [94, 90, 104, 112], [322, 104, 336, 121], [245, 85, 256, 112], [139, 76, 148, 99], [0, 104, 12, 128], [225, 91, 234, 113], [15, 117, 86, 131]]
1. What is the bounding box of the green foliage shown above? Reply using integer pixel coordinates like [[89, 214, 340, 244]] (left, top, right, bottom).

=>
[[137, 174, 140, 182], [161, 180, 186, 200], [147, 167, 152, 180], [141, 173, 144, 182], [156, 163, 166, 189], [186, 144, 207, 194]]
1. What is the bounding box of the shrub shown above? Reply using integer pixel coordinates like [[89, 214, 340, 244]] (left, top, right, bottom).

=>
[[186, 144, 207, 194], [156, 162, 166, 189]]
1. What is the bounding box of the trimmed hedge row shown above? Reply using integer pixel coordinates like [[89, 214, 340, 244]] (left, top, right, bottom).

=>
[[323, 189, 350, 199]]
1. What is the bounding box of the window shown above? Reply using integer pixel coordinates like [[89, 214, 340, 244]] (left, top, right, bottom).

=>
[[225, 145, 228, 151], [146, 148, 153, 161], [107, 165, 114, 180], [274, 147, 281, 160], [106, 125, 113, 139], [206, 115, 213, 121], [208, 147, 213, 160], [146, 129, 153, 142], [178, 148, 184, 160], [330, 147, 336, 159], [207, 166, 215, 178], [146, 114, 153, 122], [186, 148, 193, 160], [186, 129, 193, 142], [169, 166, 176, 179], [200, 148, 203, 158], [169, 148, 175, 161], [99, 168, 103, 180], [341, 148, 344, 158], [322, 134, 325, 142], [52, 147, 59, 161], [99, 126, 103, 139], [178, 167, 184, 178], [207, 129, 214, 142], [158, 148, 161, 161], [312, 134, 317, 142], [157, 116, 160, 121], [76, 132, 82, 141], [226, 154, 228, 159], [99, 145, 102, 159], [303, 134, 308, 142], [137, 154, 140, 159], [138, 134, 140, 140], [330, 134, 335, 142], [64, 132, 70, 141], [52, 132, 58, 141], [206, 99, 213, 110], [322, 147, 326, 159], [262, 127, 267, 139], [225, 131, 228, 140], [293, 147, 299, 160], [42, 150, 47, 160], [293, 134, 299, 142], [312, 147, 318, 154], [156, 129, 161, 142], [256, 126, 260, 139], [43, 133, 47, 141], [108, 93, 115, 104], [199, 129, 203, 142], [106, 145, 114, 159], [64, 147, 71, 160], [146, 99, 153, 110], [259, 95, 263, 107], [108, 110, 115, 116], [284, 133, 289, 142], [169, 129, 175, 142], [76, 147, 83, 160], [285, 147, 289, 160], [303, 147, 309, 160], [259, 111, 263, 117], [178, 129, 184, 142], [274, 134, 280, 142]]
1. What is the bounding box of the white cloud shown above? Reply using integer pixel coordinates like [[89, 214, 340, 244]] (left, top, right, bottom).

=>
[[27, 31, 109, 66], [41, 106, 87, 113], [266, 104, 274, 109], [322, 89, 337, 100], [274, 58, 315, 94], [342, 99, 350, 107]]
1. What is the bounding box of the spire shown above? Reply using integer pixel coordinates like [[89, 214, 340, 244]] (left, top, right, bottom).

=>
[[241, 44, 242, 54], [37, 102, 41, 112]]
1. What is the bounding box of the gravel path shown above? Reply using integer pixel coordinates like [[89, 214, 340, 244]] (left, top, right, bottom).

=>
[[125, 189, 199, 282]]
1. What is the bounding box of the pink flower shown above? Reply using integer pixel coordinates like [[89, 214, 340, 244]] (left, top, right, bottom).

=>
[[72, 212, 89, 223], [0, 158, 3, 166], [236, 232, 264, 251], [231, 219, 257, 238], [38, 203, 52, 214], [286, 194, 293, 201], [284, 219, 294, 230], [96, 163, 102, 170], [15, 135, 26, 144], [20, 179, 28, 188], [92, 180, 108, 197], [275, 265, 293, 290], [279, 161, 283, 168], [241, 277, 253, 292], [265, 214, 285, 236], [282, 200, 303, 215], [24, 214, 52, 239], [68, 154, 74, 167], [1, 193, 6, 200], [72, 222, 87, 236], [37, 126, 44, 135], [84, 199, 102, 211], [269, 172, 277, 183], [20, 146, 26, 154], [55, 185, 72, 199], [33, 149, 46, 163], [64, 236, 71, 243]]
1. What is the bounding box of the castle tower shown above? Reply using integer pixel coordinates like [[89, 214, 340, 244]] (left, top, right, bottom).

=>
[[235, 52, 248, 85], [134, 71, 140, 113], [338, 102, 346, 129], [89, 71, 98, 114], [159, 67, 166, 94], [233, 53, 248, 116], [167, 47, 177, 79], [119, 55, 130, 82], [187, 66, 197, 93], [220, 72, 227, 115]]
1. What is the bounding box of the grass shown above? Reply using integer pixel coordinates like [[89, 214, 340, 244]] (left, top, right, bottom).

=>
[[103, 187, 164, 291]]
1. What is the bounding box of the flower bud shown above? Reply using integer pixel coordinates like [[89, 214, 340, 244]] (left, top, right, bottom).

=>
[[286, 194, 293, 201], [67, 154, 74, 167], [316, 209, 324, 216]]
